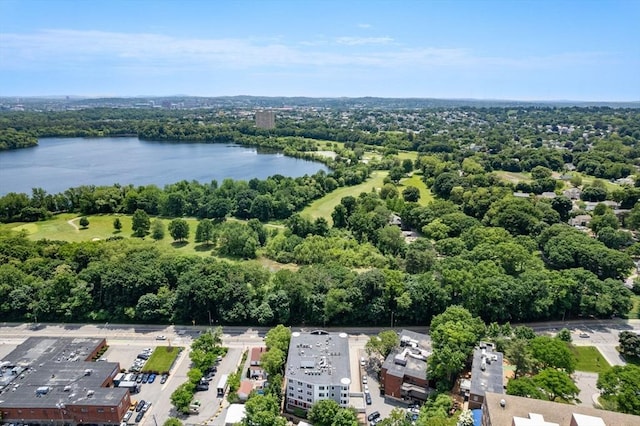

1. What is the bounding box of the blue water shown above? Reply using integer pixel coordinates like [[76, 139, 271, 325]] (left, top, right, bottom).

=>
[[0, 137, 329, 195]]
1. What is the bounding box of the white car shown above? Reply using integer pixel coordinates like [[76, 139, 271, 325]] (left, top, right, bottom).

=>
[[362, 375, 368, 384], [156, 335, 167, 340]]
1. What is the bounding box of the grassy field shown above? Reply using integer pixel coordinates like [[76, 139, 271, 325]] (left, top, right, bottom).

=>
[[628, 295, 640, 320], [399, 174, 433, 205], [493, 170, 532, 184], [144, 346, 183, 374], [571, 345, 611, 373], [1, 214, 212, 256], [301, 170, 388, 223]]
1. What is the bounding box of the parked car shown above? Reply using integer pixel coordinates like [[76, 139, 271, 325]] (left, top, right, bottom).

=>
[[136, 374, 143, 383], [360, 357, 366, 366], [196, 383, 209, 392], [579, 332, 590, 338], [156, 335, 167, 340], [135, 411, 144, 422], [367, 411, 381, 422], [142, 401, 151, 412], [135, 400, 145, 412], [148, 373, 156, 383], [365, 392, 372, 405], [129, 400, 138, 411], [123, 411, 132, 422], [362, 375, 368, 384], [160, 374, 168, 384]]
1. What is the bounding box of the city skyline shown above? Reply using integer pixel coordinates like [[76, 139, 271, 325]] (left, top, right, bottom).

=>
[[1, 0, 639, 101]]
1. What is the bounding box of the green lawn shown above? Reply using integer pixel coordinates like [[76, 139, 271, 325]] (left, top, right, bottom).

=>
[[628, 295, 640, 320], [144, 346, 183, 374], [1, 214, 212, 256], [301, 170, 388, 223], [571, 345, 611, 373], [493, 170, 532, 184], [399, 173, 434, 205]]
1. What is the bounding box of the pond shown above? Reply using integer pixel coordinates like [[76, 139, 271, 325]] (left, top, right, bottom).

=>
[[0, 137, 329, 195]]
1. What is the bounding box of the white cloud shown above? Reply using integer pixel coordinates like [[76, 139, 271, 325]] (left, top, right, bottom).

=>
[[0, 29, 610, 74], [357, 23, 372, 29], [335, 36, 394, 46]]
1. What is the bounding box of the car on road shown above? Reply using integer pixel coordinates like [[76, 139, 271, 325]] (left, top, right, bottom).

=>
[[160, 374, 168, 384], [135, 400, 145, 412], [156, 335, 167, 340], [365, 392, 372, 405], [196, 383, 209, 392], [579, 332, 590, 338], [367, 411, 381, 422], [135, 411, 144, 422]]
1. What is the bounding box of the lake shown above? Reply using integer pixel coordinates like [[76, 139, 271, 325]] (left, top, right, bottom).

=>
[[0, 137, 329, 195]]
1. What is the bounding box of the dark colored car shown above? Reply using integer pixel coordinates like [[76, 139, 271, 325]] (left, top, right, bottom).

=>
[[367, 411, 380, 422], [141, 373, 149, 384], [136, 374, 143, 383], [365, 392, 372, 405], [148, 373, 156, 383], [135, 400, 145, 412], [196, 383, 209, 392], [135, 411, 144, 422], [160, 374, 168, 384]]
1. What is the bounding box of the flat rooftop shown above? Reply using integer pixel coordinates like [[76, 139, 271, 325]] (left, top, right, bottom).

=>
[[470, 342, 504, 397], [382, 330, 430, 380], [285, 330, 350, 386], [0, 337, 127, 408]]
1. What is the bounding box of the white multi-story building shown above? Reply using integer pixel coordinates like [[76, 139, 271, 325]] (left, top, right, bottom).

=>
[[284, 330, 351, 413]]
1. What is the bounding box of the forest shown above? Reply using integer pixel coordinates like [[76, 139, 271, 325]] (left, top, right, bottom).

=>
[[1, 104, 640, 327]]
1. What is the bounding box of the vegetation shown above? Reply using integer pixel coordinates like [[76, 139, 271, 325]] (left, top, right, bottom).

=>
[[597, 364, 640, 415], [144, 346, 183, 374], [571, 346, 610, 374]]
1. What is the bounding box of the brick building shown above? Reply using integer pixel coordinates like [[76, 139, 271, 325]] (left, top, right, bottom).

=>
[[0, 337, 129, 425]]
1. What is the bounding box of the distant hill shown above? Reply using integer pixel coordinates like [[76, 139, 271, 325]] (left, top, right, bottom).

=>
[[1, 95, 639, 110]]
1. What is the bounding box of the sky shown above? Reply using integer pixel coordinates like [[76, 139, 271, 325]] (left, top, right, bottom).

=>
[[1, 0, 639, 101]]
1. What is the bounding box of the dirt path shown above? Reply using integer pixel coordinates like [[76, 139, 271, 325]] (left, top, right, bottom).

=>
[[67, 217, 80, 231]]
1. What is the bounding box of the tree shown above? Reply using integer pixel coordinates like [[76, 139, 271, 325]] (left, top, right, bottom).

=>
[[151, 219, 165, 241], [195, 219, 216, 245], [618, 331, 640, 358], [529, 336, 576, 373], [131, 209, 150, 237], [331, 408, 358, 426], [170, 382, 195, 414], [556, 328, 572, 343], [506, 339, 534, 378], [168, 218, 190, 242], [402, 186, 420, 202], [308, 399, 340, 426], [506, 377, 545, 399], [365, 330, 399, 358], [597, 364, 640, 415], [457, 410, 474, 426], [242, 394, 287, 426], [113, 217, 122, 232], [534, 368, 579, 402], [79, 216, 89, 229], [378, 408, 412, 426], [389, 167, 405, 184], [265, 324, 292, 353], [417, 393, 452, 423], [260, 347, 285, 377], [163, 419, 183, 426]]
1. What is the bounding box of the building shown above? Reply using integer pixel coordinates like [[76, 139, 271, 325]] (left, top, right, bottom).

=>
[[0, 337, 129, 425], [255, 110, 276, 129], [380, 330, 431, 403], [468, 342, 504, 409], [481, 392, 640, 426], [284, 330, 351, 413], [249, 346, 267, 379]]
